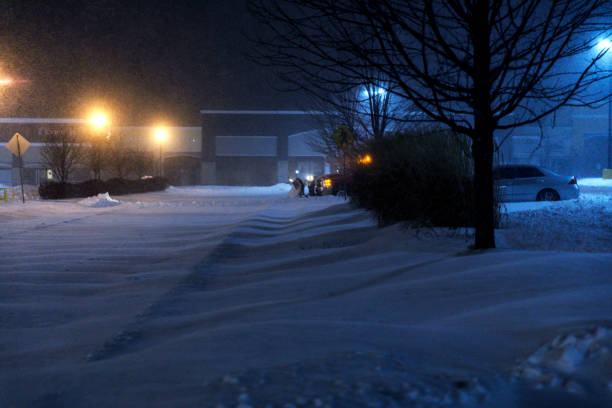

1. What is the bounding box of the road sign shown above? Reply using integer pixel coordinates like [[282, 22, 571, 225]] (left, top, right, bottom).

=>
[[4, 133, 29, 203], [5, 133, 30, 157]]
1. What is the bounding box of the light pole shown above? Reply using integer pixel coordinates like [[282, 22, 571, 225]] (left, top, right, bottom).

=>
[[90, 111, 110, 180], [154, 127, 168, 177], [597, 39, 612, 174], [606, 72, 612, 169]]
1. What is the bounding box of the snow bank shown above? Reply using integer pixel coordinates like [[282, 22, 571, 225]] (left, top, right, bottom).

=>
[[166, 183, 292, 196], [502, 200, 563, 214], [513, 327, 612, 394], [578, 178, 612, 188], [78, 192, 121, 208], [502, 192, 612, 252]]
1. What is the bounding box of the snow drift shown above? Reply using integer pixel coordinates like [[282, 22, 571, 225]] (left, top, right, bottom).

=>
[[77, 192, 121, 208]]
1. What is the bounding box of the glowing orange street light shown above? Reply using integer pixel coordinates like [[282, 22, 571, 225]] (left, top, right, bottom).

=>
[[154, 127, 168, 177], [154, 127, 168, 143], [359, 154, 373, 165], [90, 112, 111, 139]]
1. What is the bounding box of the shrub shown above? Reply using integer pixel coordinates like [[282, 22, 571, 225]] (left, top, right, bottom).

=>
[[38, 182, 70, 200], [39, 177, 168, 199], [350, 128, 494, 228]]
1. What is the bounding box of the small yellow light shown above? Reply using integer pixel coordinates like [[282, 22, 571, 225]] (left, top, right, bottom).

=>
[[154, 127, 168, 143], [359, 154, 373, 165], [90, 112, 108, 129], [323, 178, 332, 188]]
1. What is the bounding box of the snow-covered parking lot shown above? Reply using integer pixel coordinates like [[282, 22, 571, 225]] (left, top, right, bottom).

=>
[[0, 181, 611, 407]]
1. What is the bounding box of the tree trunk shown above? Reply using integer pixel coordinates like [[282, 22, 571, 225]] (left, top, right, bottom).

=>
[[471, 0, 495, 249], [471, 135, 495, 249]]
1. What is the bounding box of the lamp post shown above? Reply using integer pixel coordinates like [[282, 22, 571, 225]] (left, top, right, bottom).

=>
[[89, 111, 110, 180], [154, 127, 168, 177], [606, 71, 612, 169], [597, 39, 612, 174]]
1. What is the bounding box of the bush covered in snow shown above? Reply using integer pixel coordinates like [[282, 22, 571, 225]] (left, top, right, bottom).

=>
[[350, 128, 499, 228], [39, 177, 168, 199]]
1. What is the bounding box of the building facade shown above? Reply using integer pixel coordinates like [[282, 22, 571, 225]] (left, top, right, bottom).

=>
[[0, 119, 202, 186], [200, 110, 326, 185], [496, 105, 611, 177], [0, 118, 88, 186], [5, 105, 603, 188], [0, 112, 327, 187]]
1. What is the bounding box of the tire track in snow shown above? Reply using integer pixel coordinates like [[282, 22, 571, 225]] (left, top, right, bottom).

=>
[[0, 210, 118, 240], [85, 202, 454, 362], [87, 203, 378, 361]]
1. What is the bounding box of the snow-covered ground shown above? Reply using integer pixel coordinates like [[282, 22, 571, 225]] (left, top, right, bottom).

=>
[[578, 177, 612, 187], [166, 183, 292, 196], [500, 179, 612, 252], [0, 183, 611, 407]]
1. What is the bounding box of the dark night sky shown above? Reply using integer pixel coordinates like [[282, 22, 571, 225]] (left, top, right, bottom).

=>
[[0, 0, 303, 125]]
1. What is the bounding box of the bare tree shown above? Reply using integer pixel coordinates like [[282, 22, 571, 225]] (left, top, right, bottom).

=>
[[86, 135, 108, 181], [128, 149, 155, 179], [106, 133, 131, 179], [250, 0, 611, 248], [40, 130, 84, 183], [357, 71, 406, 140], [308, 79, 405, 170], [307, 89, 363, 163]]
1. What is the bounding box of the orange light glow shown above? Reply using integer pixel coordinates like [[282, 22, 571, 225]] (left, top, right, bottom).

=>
[[359, 154, 373, 165], [323, 178, 332, 188], [154, 127, 168, 143], [90, 112, 109, 130]]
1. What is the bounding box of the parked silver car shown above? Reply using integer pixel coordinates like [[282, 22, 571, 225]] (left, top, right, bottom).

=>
[[493, 165, 579, 202]]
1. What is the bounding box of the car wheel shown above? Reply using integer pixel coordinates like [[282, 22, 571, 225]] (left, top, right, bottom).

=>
[[536, 189, 560, 201]]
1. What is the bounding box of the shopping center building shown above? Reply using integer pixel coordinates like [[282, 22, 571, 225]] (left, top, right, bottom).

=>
[[0, 110, 326, 186], [1, 104, 609, 187]]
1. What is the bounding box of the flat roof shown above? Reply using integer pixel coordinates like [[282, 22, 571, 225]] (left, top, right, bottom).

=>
[[0, 118, 88, 124], [200, 110, 324, 115]]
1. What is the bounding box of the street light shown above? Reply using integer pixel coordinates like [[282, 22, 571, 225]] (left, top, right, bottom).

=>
[[88, 111, 111, 180], [154, 127, 168, 177], [90, 111, 111, 140], [361, 86, 386, 100], [359, 154, 373, 165], [598, 39, 612, 51], [597, 39, 611, 173]]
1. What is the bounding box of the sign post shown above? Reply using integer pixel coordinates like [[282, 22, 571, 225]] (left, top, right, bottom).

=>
[[5, 133, 31, 203]]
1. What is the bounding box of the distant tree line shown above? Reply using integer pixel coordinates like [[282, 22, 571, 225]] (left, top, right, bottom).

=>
[[40, 131, 155, 183]]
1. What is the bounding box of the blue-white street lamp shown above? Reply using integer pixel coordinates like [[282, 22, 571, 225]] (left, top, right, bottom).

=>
[[361, 86, 386, 99]]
